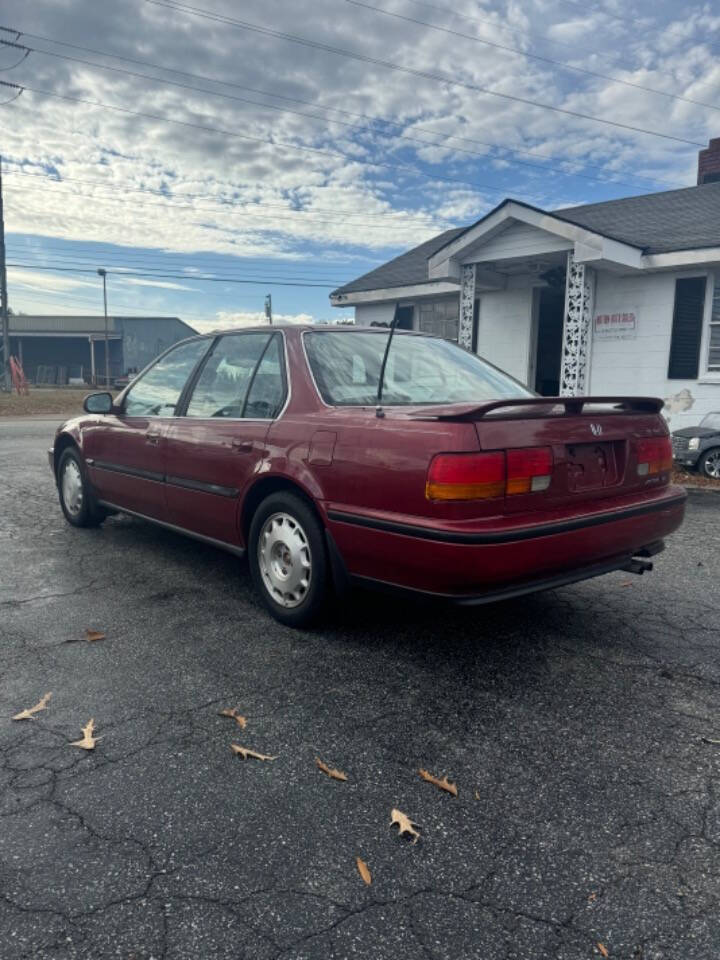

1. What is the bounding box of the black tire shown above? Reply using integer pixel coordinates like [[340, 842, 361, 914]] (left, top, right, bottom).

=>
[[698, 447, 720, 480], [56, 447, 107, 528], [248, 491, 329, 627]]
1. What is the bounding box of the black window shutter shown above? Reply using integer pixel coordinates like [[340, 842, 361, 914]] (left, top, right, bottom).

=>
[[668, 277, 707, 379]]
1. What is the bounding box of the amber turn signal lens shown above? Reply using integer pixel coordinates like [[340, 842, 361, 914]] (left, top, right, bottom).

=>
[[637, 436, 672, 476], [426, 452, 505, 501]]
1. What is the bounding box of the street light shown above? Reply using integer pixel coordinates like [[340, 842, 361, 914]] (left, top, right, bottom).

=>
[[97, 268, 109, 388]]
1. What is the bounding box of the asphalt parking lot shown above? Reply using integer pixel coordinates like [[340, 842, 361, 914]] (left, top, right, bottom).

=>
[[2, 419, 720, 960]]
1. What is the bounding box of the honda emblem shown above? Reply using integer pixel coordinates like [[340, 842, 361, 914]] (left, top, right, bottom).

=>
[[590, 423, 603, 437]]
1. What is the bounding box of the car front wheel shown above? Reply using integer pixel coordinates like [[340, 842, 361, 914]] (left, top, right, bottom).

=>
[[57, 447, 106, 527], [699, 447, 720, 480], [248, 492, 329, 627]]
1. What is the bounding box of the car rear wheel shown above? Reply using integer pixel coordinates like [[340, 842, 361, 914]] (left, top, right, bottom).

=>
[[57, 447, 106, 528], [699, 447, 720, 480], [248, 492, 329, 627]]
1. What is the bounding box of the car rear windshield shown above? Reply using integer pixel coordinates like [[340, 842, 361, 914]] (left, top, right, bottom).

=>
[[304, 331, 533, 406]]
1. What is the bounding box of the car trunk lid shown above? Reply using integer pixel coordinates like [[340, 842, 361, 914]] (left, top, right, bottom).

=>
[[405, 396, 670, 514]]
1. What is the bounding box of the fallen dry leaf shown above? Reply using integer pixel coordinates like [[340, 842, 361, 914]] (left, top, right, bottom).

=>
[[12, 692, 52, 721], [356, 857, 372, 886], [231, 744, 277, 762], [588, 892, 598, 903], [316, 757, 348, 782], [475, 790, 481, 800], [419, 768, 457, 797], [619, 581, 634, 588], [390, 808, 421, 844], [70, 719, 100, 751], [85, 629, 106, 642], [597, 944, 609, 958], [219, 707, 247, 729]]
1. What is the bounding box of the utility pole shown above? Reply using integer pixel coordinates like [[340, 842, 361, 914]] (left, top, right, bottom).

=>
[[0, 155, 10, 392], [97, 268, 110, 388], [264, 293, 272, 326]]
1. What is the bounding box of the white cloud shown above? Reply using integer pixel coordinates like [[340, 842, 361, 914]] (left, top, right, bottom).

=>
[[197, 309, 316, 333], [120, 277, 199, 291]]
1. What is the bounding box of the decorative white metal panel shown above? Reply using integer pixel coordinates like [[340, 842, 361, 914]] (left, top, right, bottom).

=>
[[459, 264, 475, 350], [559, 253, 595, 395]]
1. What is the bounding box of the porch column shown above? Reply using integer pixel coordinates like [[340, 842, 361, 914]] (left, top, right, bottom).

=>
[[559, 252, 595, 396], [458, 263, 476, 350]]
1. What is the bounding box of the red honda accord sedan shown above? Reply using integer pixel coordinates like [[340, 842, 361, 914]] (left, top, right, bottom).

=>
[[50, 325, 686, 626]]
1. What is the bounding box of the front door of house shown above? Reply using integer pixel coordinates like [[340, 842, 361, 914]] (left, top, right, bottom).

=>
[[534, 287, 565, 396]]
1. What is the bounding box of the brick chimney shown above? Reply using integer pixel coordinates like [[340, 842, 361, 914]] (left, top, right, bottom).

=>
[[697, 138, 720, 184]]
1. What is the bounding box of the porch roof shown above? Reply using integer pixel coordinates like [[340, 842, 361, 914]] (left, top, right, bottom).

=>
[[331, 181, 720, 301]]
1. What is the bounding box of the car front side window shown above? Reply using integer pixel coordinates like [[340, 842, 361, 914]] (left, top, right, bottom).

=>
[[123, 339, 211, 417], [185, 333, 271, 418]]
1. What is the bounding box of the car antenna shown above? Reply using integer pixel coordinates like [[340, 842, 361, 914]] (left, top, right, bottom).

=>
[[376, 304, 400, 419]]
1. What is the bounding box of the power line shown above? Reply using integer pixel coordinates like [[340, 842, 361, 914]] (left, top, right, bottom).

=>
[[0, 84, 570, 209], [344, 0, 720, 114], [7, 262, 340, 288], [5, 244, 363, 279], [5, 167, 449, 225], [7, 283, 212, 320], [3, 30, 687, 190], [397, 0, 649, 69], [2, 164, 455, 233], [7, 252, 348, 283], [142, 0, 706, 147]]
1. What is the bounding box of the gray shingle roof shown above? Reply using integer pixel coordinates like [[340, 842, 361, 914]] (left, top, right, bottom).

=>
[[331, 227, 465, 297], [555, 181, 720, 254], [332, 182, 720, 297]]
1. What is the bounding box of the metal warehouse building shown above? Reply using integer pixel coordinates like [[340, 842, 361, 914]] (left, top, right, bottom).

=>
[[7, 315, 197, 385]]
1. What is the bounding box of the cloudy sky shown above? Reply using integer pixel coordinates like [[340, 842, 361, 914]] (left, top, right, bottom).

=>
[[1, 0, 719, 331]]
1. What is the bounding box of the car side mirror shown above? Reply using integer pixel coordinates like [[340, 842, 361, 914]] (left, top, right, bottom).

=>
[[83, 392, 113, 414]]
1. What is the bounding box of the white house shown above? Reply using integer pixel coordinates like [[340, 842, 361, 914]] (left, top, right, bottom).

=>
[[330, 140, 720, 428]]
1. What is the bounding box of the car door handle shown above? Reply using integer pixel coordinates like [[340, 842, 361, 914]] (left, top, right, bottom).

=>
[[145, 430, 162, 445], [231, 439, 253, 453]]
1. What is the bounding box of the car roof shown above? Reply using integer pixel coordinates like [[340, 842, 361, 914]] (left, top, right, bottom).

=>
[[191, 324, 430, 338]]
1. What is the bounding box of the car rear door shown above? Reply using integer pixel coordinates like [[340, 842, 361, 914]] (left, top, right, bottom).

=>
[[164, 331, 287, 546], [84, 338, 212, 519]]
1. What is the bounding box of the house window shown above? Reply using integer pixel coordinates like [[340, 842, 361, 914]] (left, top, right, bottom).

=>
[[417, 298, 459, 342], [667, 277, 707, 380], [708, 276, 720, 373]]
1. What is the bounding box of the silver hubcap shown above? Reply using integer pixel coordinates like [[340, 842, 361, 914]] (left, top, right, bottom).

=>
[[704, 451, 720, 479], [257, 512, 311, 609], [61, 459, 84, 516]]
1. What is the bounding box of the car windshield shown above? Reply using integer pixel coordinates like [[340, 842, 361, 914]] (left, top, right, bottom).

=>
[[700, 412, 720, 430], [304, 331, 533, 406]]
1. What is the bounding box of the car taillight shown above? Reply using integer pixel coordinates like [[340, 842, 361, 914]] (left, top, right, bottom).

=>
[[426, 452, 505, 501], [426, 447, 553, 501], [506, 447, 553, 495], [636, 436, 672, 476]]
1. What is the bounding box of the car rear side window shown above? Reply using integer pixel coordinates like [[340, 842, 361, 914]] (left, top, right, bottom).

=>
[[304, 331, 533, 405], [123, 338, 211, 417], [185, 333, 273, 418], [244, 334, 286, 419]]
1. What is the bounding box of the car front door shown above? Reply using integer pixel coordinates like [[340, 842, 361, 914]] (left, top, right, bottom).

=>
[[84, 337, 212, 519], [164, 331, 287, 545]]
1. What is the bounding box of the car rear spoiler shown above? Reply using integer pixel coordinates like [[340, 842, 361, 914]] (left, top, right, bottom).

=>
[[418, 396, 665, 421]]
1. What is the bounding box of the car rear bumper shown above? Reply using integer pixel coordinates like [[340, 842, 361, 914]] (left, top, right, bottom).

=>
[[325, 485, 687, 598]]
